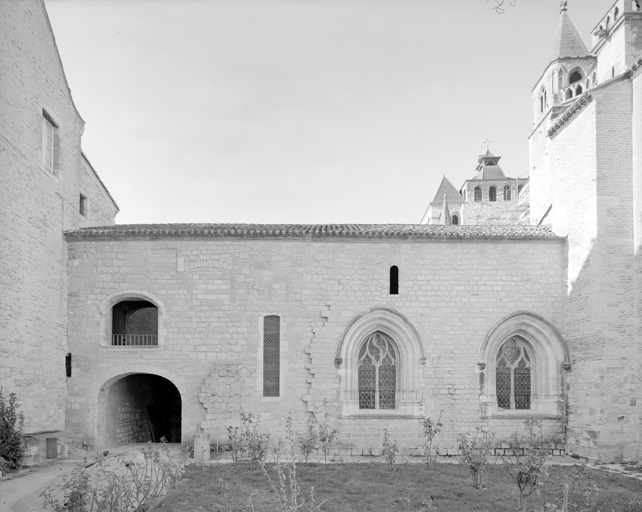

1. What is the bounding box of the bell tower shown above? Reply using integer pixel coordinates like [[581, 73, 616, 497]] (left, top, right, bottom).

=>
[[531, 1, 596, 129]]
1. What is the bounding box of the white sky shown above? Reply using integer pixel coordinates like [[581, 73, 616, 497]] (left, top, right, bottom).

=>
[[45, 0, 610, 225]]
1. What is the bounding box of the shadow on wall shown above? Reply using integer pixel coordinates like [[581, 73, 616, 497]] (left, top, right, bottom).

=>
[[103, 374, 181, 446], [565, 233, 639, 462]]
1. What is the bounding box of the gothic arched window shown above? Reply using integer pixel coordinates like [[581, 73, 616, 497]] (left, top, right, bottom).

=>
[[496, 338, 532, 410], [358, 332, 397, 410], [569, 70, 583, 84], [452, 214, 459, 225]]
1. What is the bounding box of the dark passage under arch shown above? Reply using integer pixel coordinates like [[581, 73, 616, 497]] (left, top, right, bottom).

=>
[[104, 374, 181, 446]]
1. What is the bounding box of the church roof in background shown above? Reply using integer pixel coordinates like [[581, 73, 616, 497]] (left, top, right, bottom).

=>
[[430, 176, 464, 205], [471, 149, 507, 180]]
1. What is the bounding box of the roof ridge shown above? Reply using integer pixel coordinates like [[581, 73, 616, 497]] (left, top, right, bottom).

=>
[[64, 223, 561, 242]]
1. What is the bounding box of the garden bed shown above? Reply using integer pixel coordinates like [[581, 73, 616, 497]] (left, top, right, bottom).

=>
[[156, 462, 642, 512]]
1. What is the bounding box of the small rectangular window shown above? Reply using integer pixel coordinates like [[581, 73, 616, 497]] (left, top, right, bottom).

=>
[[41, 110, 60, 176], [263, 315, 280, 397], [79, 194, 88, 217], [389, 266, 399, 295], [65, 353, 72, 378]]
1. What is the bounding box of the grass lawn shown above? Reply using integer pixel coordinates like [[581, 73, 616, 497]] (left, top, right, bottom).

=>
[[156, 462, 642, 512]]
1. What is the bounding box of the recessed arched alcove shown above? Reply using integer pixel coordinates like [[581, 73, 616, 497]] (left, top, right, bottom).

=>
[[99, 373, 182, 446]]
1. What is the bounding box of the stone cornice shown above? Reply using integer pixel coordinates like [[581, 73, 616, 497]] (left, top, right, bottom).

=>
[[627, 56, 642, 79], [547, 93, 593, 139]]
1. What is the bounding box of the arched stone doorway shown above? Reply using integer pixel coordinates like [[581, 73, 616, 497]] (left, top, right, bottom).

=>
[[99, 373, 182, 446]]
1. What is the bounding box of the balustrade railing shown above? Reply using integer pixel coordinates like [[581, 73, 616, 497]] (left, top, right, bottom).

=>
[[111, 333, 158, 346], [560, 75, 592, 103]]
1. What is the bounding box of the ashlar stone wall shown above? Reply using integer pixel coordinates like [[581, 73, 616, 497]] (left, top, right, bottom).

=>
[[65, 231, 567, 454], [0, 0, 117, 433]]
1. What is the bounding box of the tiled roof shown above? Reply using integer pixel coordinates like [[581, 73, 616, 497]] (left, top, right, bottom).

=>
[[473, 165, 507, 181], [430, 176, 464, 205], [65, 223, 561, 241]]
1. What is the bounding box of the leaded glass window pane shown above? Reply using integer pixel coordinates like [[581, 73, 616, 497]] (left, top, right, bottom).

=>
[[514, 368, 531, 409], [495, 338, 532, 410], [496, 368, 511, 409], [358, 360, 376, 409], [263, 315, 280, 397], [358, 332, 397, 410]]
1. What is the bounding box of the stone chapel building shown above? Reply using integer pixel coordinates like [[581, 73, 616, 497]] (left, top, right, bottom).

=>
[[0, 0, 640, 463]]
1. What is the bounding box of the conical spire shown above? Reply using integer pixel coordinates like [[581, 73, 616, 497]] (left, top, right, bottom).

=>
[[547, 2, 589, 64], [438, 194, 451, 225]]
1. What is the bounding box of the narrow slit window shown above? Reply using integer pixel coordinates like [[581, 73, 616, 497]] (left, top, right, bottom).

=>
[[65, 353, 72, 377], [79, 194, 88, 217], [389, 266, 399, 295], [41, 110, 60, 176], [263, 315, 280, 397]]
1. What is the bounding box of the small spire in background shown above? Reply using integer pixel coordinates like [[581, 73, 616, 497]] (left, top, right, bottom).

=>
[[560, 0, 568, 13], [439, 194, 452, 225]]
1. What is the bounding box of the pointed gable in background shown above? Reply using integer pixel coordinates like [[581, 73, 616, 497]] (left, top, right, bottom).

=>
[[430, 176, 464, 205]]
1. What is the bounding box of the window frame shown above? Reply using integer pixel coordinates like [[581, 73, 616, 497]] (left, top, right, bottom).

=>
[[357, 331, 398, 410], [336, 307, 425, 418], [101, 292, 164, 349], [477, 311, 569, 419], [389, 266, 399, 295], [495, 337, 532, 410], [79, 194, 89, 217], [41, 110, 60, 176], [262, 315, 281, 398]]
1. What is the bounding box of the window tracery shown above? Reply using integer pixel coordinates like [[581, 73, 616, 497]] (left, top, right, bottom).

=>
[[496, 338, 531, 410], [358, 332, 397, 409], [336, 307, 424, 417], [477, 311, 569, 419]]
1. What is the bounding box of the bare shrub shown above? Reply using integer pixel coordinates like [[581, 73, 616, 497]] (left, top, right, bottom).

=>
[[41, 443, 185, 512], [382, 429, 399, 471], [419, 410, 442, 468], [458, 427, 495, 489], [500, 418, 552, 512], [226, 411, 270, 466]]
